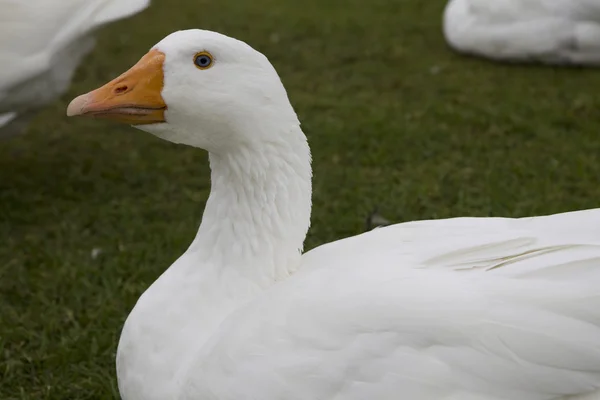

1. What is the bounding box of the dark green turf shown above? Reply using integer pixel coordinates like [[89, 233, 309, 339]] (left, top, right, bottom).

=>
[[2, 0, 600, 398]]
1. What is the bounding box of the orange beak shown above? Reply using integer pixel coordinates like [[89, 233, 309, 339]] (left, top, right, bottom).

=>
[[67, 49, 167, 125]]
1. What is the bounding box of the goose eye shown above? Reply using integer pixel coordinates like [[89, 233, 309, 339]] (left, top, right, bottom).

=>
[[194, 52, 213, 69]]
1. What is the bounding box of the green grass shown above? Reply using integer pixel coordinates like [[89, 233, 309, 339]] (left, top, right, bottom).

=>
[[2, 0, 600, 398]]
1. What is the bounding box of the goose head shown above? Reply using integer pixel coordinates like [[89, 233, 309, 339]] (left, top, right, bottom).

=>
[[67, 29, 299, 153], [67, 30, 313, 282]]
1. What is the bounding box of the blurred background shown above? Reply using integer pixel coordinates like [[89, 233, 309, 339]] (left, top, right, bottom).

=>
[[2, 0, 600, 398]]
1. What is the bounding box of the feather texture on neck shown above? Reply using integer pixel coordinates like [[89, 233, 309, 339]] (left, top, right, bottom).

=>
[[188, 124, 312, 287]]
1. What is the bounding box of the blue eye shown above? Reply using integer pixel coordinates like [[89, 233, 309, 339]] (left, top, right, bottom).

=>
[[194, 52, 213, 69]]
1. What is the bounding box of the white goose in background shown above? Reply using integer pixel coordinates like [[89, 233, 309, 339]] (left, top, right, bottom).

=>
[[0, 0, 150, 138], [443, 0, 600, 65], [67, 30, 600, 400]]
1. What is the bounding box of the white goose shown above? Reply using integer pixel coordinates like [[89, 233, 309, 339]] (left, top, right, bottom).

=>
[[443, 0, 600, 65], [67, 30, 600, 400], [0, 0, 149, 138]]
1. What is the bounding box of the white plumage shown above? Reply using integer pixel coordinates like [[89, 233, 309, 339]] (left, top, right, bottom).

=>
[[67, 30, 600, 400], [0, 0, 149, 137], [443, 0, 600, 65]]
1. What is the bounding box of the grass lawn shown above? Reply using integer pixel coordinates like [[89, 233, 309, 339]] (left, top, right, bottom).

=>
[[2, 0, 600, 398]]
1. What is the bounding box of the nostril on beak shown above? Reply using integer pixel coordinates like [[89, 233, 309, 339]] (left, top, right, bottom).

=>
[[114, 85, 129, 95]]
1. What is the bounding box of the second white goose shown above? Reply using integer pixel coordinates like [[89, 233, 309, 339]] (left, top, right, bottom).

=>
[[0, 0, 150, 137], [443, 0, 600, 65]]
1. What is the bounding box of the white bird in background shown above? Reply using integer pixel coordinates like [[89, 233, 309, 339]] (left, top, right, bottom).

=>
[[443, 0, 600, 65], [67, 30, 600, 400], [0, 0, 150, 138]]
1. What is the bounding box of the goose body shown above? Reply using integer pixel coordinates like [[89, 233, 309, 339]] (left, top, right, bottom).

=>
[[0, 0, 149, 138], [443, 0, 600, 65], [67, 30, 600, 400]]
